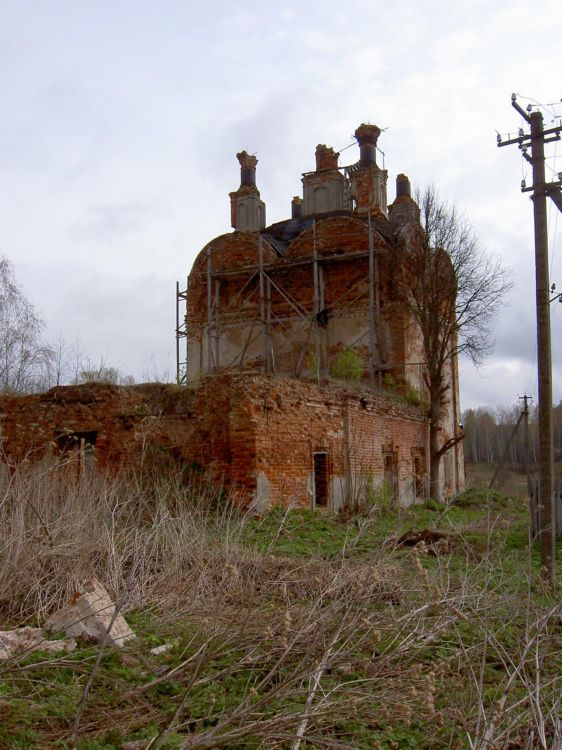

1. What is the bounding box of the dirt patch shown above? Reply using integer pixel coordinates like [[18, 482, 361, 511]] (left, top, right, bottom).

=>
[[396, 528, 458, 556]]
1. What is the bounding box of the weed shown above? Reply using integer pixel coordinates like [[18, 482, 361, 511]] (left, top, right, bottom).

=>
[[329, 348, 365, 381], [404, 385, 422, 406]]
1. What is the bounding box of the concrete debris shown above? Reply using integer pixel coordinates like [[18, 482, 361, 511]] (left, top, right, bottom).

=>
[[44, 578, 135, 648], [149, 643, 173, 656], [0, 626, 76, 661]]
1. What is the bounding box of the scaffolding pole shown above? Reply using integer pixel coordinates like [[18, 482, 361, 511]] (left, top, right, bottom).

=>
[[175, 279, 188, 384], [214, 278, 220, 370], [373, 224, 383, 388], [259, 236, 267, 372], [266, 276, 273, 372], [319, 262, 327, 376], [206, 247, 213, 373]]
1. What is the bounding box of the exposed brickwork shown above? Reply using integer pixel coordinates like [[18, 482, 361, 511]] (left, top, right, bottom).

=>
[[0, 124, 464, 508], [235, 374, 429, 507], [0, 383, 194, 468], [0, 375, 431, 508], [183, 123, 465, 499], [188, 213, 411, 386], [315, 144, 339, 171]]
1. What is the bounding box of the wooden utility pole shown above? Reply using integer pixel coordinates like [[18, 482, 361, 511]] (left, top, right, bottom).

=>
[[520, 394, 533, 496], [520, 394, 534, 535], [498, 95, 562, 584], [489, 411, 524, 491]]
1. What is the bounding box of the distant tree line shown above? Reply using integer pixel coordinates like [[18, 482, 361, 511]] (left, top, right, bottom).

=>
[[462, 401, 562, 469], [0, 256, 167, 394]]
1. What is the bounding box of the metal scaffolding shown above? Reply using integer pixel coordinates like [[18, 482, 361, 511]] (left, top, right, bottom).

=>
[[176, 219, 409, 388], [175, 280, 188, 384]]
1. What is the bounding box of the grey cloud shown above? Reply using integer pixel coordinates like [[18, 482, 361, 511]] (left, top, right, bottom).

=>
[[71, 201, 157, 242]]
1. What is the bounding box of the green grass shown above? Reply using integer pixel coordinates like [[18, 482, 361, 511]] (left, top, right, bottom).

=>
[[1, 471, 561, 749], [243, 488, 517, 562]]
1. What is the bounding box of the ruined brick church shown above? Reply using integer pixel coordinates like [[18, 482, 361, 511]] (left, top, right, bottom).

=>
[[180, 122, 464, 506], [0, 124, 464, 508]]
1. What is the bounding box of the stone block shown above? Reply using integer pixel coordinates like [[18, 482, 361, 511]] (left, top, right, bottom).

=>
[[0, 626, 76, 660], [45, 578, 135, 648]]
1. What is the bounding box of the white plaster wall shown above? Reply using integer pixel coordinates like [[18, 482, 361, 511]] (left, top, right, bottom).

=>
[[329, 475, 345, 511], [303, 176, 345, 215], [252, 471, 272, 513]]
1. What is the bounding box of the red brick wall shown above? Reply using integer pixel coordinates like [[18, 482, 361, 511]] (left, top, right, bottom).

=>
[[0, 383, 196, 468], [208, 374, 429, 508], [0, 376, 428, 509], [186, 214, 414, 387]]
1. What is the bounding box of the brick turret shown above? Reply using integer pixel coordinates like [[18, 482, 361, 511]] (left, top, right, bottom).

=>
[[388, 174, 420, 229], [350, 123, 388, 215], [302, 143, 346, 215], [229, 151, 266, 232]]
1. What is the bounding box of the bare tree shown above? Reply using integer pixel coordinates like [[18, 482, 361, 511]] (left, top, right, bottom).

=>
[[398, 186, 512, 500], [75, 356, 135, 385], [0, 257, 53, 393]]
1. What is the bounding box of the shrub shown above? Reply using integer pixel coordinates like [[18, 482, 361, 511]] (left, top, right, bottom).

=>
[[405, 385, 422, 406], [383, 372, 396, 388], [330, 348, 365, 381]]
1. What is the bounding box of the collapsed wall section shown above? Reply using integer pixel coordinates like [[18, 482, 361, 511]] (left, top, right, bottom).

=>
[[0, 380, 257, 500], [0, 383, 196, 469], [0, 376, 430, 510]]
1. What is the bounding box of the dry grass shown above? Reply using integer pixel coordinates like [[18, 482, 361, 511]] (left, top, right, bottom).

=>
[[0, 458, 251, 622], [0, 459, 561, 749]]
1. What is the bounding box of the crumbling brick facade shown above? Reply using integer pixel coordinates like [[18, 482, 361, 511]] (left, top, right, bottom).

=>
[[182, 122, 465, 500], [0, 123, 465, 508], [0, 383, 194, 469], [0, 376, 431, 508]]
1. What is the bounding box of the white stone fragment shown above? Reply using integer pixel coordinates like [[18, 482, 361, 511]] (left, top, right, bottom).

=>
[[37, 638, 77, 655], [149, 643, 173, 656], [44, 578, 135, 648], [0, 627, 76, 661]]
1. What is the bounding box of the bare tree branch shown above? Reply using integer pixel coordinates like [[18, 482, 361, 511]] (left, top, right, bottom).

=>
[[0, 257, 53, 393], [396, 185, 513, 499]]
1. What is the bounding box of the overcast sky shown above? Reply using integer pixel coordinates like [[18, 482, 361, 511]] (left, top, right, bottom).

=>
[[1, 0, 561, 409]]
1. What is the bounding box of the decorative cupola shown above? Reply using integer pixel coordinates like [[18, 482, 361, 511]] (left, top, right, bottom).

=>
[[302, 144, 346, 215], [229, 151, 266, 232], [350, 123, 388, 214], [291, 196, 303, 218], [388, 174, 420, 229]]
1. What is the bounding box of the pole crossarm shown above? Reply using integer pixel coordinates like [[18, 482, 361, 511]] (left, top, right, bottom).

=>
[[511, 97, 531, 122]]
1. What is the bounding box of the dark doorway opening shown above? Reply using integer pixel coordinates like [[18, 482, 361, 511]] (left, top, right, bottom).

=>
[[56, 431, 97, 453], [313, 452, 328, 508], [413, 455, 426, 499], [384, 451, 398, 500], [55, 431, 97, 472]]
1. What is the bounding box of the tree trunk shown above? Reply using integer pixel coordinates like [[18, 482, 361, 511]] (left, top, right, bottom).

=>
[[429, 423, 441, 501], [429, 390, 442, 501]]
